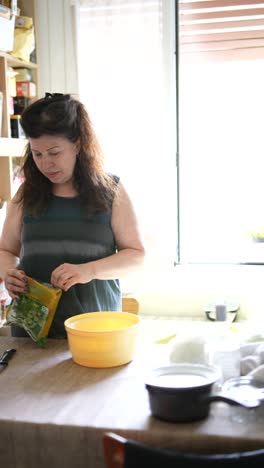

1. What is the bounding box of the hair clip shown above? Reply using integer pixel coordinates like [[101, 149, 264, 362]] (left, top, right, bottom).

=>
[[44, 92, 71, 102], [44, 92, 65, 99]]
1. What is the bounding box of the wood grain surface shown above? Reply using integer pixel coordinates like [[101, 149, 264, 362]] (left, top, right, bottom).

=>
[[0, 336, 264, 468]]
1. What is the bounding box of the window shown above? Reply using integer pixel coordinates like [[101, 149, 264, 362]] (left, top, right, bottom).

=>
[[179, 1, 264, 264], [77, 0, 264, 266], [77, 0, 178, 267]]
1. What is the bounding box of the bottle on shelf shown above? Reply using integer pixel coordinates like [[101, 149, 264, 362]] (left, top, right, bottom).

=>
[[10, 114, 26, 138]]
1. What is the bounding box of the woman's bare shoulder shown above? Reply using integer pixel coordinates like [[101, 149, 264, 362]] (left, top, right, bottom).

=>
[[7, 193, 23, 218]]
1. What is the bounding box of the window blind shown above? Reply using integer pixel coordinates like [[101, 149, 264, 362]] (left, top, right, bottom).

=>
[[179, 1, 264, 59]]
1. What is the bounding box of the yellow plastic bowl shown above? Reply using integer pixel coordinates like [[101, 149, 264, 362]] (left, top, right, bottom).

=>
[[64, 311, 140, 368]]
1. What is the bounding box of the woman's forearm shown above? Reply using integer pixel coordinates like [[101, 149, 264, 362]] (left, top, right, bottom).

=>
[[89, 247, 145, 280], [51, 247, 146, 291], [0, 250, 19, 278]]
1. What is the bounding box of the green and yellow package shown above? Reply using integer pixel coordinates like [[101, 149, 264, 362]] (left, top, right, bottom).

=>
[[6, 276, 62, 346]]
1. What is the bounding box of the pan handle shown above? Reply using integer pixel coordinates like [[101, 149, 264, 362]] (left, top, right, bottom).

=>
[[205, 393, 261, 409]]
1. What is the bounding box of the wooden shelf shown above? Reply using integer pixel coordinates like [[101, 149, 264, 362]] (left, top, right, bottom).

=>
[[0, 0, 38, 202], [0, 51, 37, 69]]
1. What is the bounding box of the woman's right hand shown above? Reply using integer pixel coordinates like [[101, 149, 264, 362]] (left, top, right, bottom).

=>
[[4, 269, 27, 299]]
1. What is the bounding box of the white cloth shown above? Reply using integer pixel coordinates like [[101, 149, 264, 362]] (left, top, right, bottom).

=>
[[169, 334, 209, 365], [240, 342, 264, 383]]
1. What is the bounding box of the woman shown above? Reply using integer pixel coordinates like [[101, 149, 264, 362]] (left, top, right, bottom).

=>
[[0, 93, 145, 338]]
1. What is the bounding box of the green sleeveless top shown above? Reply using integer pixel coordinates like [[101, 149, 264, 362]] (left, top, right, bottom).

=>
[[17, 194, 121, 338]]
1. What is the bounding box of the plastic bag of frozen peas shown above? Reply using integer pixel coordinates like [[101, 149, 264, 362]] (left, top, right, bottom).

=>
[[6, 276, 62, 346]]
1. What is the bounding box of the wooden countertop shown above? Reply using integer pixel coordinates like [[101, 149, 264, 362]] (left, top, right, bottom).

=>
[[0, 336, 264, 468]]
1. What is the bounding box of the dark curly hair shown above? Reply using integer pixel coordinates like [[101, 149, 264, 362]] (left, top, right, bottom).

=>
[[15, 93, 117, 216]]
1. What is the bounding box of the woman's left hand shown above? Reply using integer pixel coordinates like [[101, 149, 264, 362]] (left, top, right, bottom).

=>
[[51, 263, 93, 291]]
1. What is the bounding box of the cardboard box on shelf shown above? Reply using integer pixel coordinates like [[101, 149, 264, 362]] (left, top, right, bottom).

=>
[[16, 81, 36, 97], [15, 68, 32, 82]]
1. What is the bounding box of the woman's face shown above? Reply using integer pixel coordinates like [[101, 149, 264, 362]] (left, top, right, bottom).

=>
[[29, 134, 80, 187]]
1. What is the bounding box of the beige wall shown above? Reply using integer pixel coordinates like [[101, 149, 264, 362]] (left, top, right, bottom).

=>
[[121, 263, 264, 323]]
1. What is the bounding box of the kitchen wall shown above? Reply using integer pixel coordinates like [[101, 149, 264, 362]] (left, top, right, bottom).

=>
[[121, 263, 264, 324], [6, 0, 263, 326]]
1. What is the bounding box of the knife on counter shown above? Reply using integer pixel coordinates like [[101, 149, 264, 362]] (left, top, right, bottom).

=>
[[0, 349, 16, 373]]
